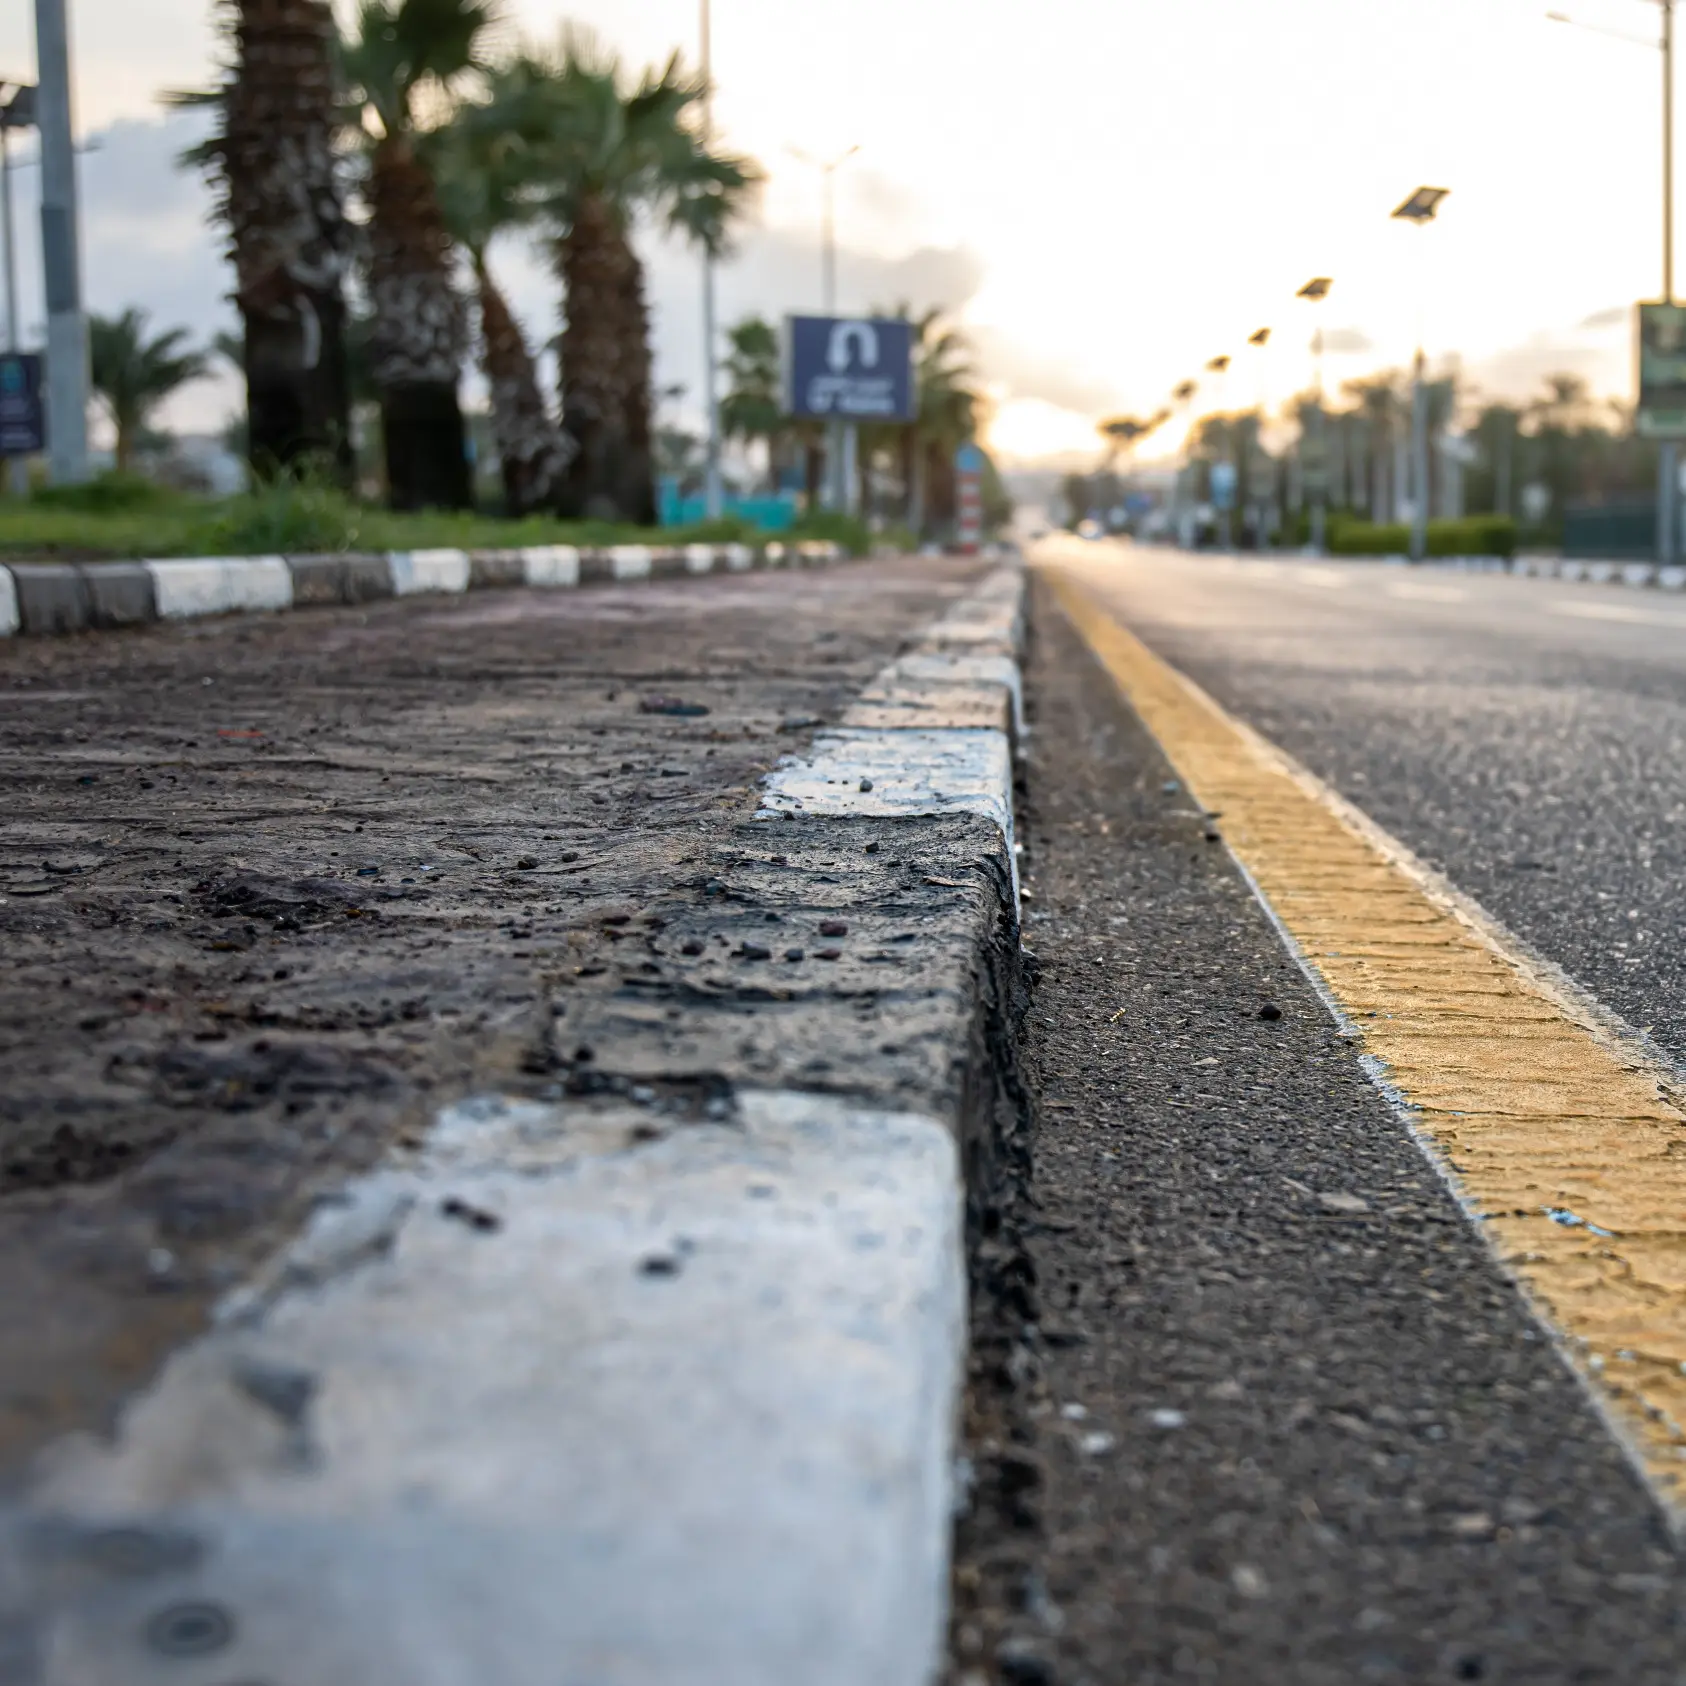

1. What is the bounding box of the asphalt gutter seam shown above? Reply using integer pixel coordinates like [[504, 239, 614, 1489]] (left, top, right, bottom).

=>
[[2, 562, 1028, 1686], [0, 538, 956, 639]]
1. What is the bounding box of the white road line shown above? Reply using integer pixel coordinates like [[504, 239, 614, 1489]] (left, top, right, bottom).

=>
[[1550, 598, 1686, 627], [1385, 581, 1468, 604]]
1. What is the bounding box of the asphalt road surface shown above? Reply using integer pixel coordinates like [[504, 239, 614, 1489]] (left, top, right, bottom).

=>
[[1062, 545, 1686, 1068], [944, 552, 1686, 1686]]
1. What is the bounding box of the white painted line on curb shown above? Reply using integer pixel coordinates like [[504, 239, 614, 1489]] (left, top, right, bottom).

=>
[[610, 545, 653, 581], [760, 566, 1026, 894], [1550, 598, 1686, 627], [15, 1090, 963, 1686], [0, 566, 17, 637], [145, 557, 294, 619], [518, 545, 580, 588], [725, 543, 755, 571], [684, 544, 717, 575], [388, 549, 471, 596]]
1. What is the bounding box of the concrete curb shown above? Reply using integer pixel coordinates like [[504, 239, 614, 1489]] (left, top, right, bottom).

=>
[[3, 564, 1029, 1686], [0, 540, 850, 639]]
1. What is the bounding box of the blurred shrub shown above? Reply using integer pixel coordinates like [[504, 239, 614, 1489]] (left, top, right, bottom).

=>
[[195, 472, 362, 555], [30, 471, 176, 514], [1327, 514, 1516, 559], [788, 510, 871, 555]]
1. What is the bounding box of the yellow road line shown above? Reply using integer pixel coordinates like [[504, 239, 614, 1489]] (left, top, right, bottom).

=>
[[1041, 553, 1686, 1504]]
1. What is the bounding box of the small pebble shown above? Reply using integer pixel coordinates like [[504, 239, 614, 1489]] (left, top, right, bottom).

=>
[[784, 947, 805, 962], [816, 947, 842, 961], [1079, 1431, 1116, 1456], [739, 942, 771, 961], [516, 856, 538, 871], [819, 919, 849, 937], [859, 776, 874, 792], [1148, 1408, 1186, 1430], [681, 939, 705, 956], [1259, 1002, 1282, 1021]]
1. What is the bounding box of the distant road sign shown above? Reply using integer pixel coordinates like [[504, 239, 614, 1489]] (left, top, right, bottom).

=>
[[784, 316, 916, 422], [956, 442, 985, 553], [0, 352, 45, 457], [1637, 301, 1686, 439]]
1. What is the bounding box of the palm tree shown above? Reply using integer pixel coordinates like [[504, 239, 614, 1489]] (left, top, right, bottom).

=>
[[429, 63, 572, 515], [720, 315, 784, 492], [340, 0, 497, 510], [906, 309, 980, 538], [88, 310, 211, 472], [169, 0, 353, 481], [523, 33, 759, 523]]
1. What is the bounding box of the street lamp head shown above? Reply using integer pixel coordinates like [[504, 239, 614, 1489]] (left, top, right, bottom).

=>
[[1392, 186, 1450, 224], [1297, 277, 1333, 301], [1248, 327, 1271, 346], [0, 83, 37, 128]]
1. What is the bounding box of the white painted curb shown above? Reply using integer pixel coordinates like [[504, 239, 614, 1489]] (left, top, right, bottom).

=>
[[684, 543, 717, 575], [725, 543, 755, 572], [518, 545, 580, 588], [145, 556, 294, 619], [610, 545, 653, 581], [761, 567, 1025, 893], [17, 1090, 964, 1686], [0, 565, 17, 637], [388, 549, 471, 596]]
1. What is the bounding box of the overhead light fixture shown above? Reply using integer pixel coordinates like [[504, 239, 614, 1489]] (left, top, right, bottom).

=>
[[1206, 355, 1231, 372], [1248, 327, 1271, 346], [1391, 186, 1451, 224], [1297, 277, 1333, 301]]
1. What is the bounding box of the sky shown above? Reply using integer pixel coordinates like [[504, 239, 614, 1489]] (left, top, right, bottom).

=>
[[0, 0, 1677, 466]]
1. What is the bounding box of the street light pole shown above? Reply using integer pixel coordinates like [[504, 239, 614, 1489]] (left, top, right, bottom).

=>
[[699, 0, 723, 522], [1296, 277, 1332, 554], [33, 0, 88, 484], [790, 144, 858, 514], [1662, 0, 1677, 567], [1391, 187, 1451, 563], [1550, 4, 1677, 565]]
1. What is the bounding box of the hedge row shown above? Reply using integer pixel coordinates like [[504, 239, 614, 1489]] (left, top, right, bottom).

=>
[[1326, 515, 1517, 559]]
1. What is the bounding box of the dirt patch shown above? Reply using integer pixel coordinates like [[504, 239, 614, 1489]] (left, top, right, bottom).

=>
[[0, 557, 984, 1466]]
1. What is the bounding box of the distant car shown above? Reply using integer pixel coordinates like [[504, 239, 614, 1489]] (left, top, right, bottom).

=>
[[1077, 518, 1103, 541]]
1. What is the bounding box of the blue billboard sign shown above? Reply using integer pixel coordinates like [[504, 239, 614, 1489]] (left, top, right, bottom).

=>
[[0, 352, 44, 458], [784, 316, 916, 423]]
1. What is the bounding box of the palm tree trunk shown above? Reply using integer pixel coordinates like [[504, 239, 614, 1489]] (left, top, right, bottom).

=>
[[476, 258, 570, 517], [221, 0, 352, 481], [368, 134, 471, 512], [556, 192, 656, 524]]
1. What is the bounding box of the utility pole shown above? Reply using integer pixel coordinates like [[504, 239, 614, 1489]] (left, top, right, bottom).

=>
[[699, 0, 723, 522], [1661, 0, 1677, 569], [33, 0, 88, 484]]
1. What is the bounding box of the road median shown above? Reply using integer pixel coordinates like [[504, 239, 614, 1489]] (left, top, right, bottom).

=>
[[1, 554, 1027, 1686]]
